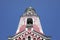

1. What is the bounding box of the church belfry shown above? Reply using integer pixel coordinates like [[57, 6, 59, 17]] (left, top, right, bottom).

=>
[[8, 7, 51, 40]]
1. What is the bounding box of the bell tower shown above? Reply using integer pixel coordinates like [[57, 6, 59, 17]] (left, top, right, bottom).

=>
[[8, 7, 51, 40]]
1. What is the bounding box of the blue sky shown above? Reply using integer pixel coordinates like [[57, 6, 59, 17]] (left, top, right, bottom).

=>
[[0, 0, 60, 40]]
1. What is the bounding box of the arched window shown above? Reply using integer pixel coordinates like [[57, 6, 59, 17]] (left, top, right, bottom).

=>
[[27, 18, 33, 24], [23, 38, 25, 40], [28, 36, 31, 40], [33, 38, 36, 40]]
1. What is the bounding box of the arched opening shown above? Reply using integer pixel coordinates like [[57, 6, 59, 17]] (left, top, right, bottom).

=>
[[27, 18, 33, 24], [28, 36, 31, 40], [23, 38, 25, 40], [33, 38, 36, 40]]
